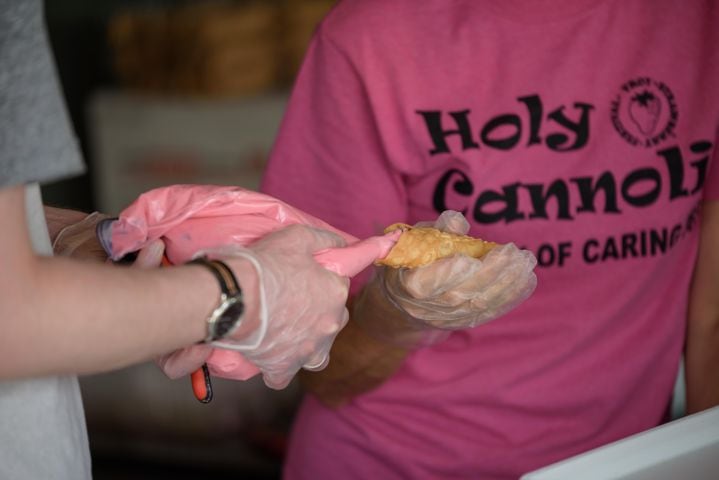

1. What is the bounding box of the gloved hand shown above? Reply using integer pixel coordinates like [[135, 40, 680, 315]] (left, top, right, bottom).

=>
[[218, 224, 352, 389], [159, 224, 353, 390], [354, 211, 537, 347], [53, 211, 111, 261]]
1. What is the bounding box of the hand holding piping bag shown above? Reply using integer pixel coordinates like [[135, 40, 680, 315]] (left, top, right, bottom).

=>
[[179, 229, 401, 400]]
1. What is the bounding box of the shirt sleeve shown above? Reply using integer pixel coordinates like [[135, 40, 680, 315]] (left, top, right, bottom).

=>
[[0, 0, 85, 189], [261, 21, 408, 245]]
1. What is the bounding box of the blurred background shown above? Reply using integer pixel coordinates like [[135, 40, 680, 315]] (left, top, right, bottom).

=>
[[43, 0, 335, 478]]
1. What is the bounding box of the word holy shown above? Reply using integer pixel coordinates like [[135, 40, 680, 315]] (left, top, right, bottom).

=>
[[417, 94, 594, 154]]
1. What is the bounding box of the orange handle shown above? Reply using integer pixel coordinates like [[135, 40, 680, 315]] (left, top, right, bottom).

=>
[[191, 364, 213, 403]]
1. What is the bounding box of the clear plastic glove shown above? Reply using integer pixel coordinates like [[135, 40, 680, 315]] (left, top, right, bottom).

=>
[[355, 211, 537, 347], [207, 224, 352, 389], [52, 211, 111, 261]]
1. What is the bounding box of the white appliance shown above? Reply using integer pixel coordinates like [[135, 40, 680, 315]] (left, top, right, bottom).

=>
[[522, 406, 719, 480]]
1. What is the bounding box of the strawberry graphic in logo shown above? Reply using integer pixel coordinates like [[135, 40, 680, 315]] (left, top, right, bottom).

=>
[[611, 77, 678, 148], [629, 90, 661, 135]]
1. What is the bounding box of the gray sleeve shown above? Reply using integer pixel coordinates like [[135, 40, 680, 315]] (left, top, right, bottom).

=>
[[0, 0, 85, 188]]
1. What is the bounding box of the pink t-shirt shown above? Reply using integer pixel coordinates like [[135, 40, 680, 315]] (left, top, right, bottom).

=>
[[261, 0, 719, 478]]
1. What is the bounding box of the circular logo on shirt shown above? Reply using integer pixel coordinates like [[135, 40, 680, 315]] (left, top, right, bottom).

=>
[[610, 77, 678, 148]]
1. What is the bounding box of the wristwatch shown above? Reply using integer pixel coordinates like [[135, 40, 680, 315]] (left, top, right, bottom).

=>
[[189, 257, 245, 343]]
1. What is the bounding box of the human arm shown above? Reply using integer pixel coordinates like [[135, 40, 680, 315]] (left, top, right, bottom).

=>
[[0, 184, 246, 376], [298, 290, 411, 408], [1, 185, 351, 387], [263, 21, 537, 402], [685, 199, 719, 414], [263, 23, 413, 402], [300, 212, 537, 406]]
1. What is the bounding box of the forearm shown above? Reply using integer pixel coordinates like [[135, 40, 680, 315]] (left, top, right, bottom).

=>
[[685, 200, 719, 414], [685, 310, 719, 414], [300, 283, 411, 407], [0, 254, 261, 378]]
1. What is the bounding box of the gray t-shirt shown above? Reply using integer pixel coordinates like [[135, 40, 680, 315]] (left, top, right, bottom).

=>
[[0, 0, 84, 186], [1, 1, 90, 478]]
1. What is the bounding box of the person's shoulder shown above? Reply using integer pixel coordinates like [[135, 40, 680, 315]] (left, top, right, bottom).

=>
[[320, 0, 425, 47], [326, 0, 407, 27]]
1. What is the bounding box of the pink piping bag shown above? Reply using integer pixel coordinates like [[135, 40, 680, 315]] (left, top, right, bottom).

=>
[[98, 185, 398, 399]]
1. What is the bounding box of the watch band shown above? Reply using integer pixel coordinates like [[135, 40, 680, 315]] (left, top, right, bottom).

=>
[[189, 256, 245, 342], [189, 257, 240, 296]]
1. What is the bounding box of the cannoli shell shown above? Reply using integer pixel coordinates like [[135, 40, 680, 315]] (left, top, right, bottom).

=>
[[376, 223, 497, 268]]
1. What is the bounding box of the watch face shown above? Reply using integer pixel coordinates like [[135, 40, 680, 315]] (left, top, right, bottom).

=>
[[216, 298, 245, 339]]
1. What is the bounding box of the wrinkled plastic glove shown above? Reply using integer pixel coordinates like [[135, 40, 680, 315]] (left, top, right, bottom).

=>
[[52, 211, 111, 261], [222, 225, 354, 389], [355, 210, 537, 347]]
